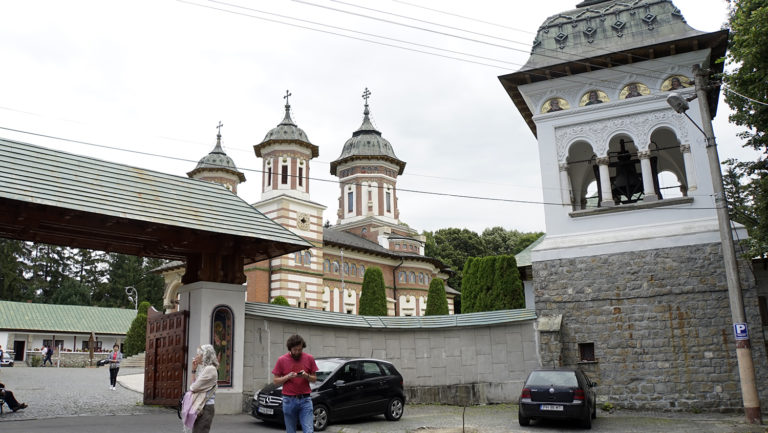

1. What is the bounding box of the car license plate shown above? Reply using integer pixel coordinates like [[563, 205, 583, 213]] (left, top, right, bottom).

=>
[[258, 406, 274, 415], [540, 404, 564, 411]]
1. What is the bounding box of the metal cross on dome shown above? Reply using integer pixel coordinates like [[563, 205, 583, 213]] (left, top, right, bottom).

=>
[[216, 121, 223, 135], [284, 89, 292, 105], [362, 87, 371, 104]]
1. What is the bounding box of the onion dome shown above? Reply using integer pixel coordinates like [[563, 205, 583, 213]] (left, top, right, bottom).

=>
[[254, 99, 318, 158], [330, 94, 405, 176], [187, 131, 246, 182]]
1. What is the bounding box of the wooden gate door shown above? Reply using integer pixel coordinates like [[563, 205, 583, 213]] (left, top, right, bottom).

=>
[[144, 307, 188, 406]]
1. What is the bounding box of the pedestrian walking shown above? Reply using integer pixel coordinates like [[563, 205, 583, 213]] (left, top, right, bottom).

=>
[[107, 344, 122, 390], [181, 344, 218, 433], [272, 334, 318, 433], [43, 346, 53, 367]]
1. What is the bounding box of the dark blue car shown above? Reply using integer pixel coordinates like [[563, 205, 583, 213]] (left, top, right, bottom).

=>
[[251, 357, 405, 431]]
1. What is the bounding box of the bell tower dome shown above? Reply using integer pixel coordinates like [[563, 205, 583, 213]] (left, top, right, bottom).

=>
[[330, 88, 406, 227], [254, 90, 318, 201], [187, 122, 245, 194]]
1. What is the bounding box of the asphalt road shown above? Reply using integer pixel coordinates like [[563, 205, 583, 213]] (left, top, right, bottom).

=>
[[0, 365, 765, 432]]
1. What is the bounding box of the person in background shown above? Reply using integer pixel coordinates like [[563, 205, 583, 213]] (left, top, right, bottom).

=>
[[43, 346, 53, 367], [0, 382, 28, 412], [272, 334, 318, 433], [181, 344, 218, 433], [107, 344, 123, 390], [0, 345, 4, 369]]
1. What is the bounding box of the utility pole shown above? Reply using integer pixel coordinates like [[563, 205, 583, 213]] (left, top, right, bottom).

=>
[[691, 64, 762, 424]]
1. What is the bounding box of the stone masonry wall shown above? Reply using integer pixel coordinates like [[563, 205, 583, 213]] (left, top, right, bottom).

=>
[[533, 242, 768, 412], [241, 315, 539, 410]]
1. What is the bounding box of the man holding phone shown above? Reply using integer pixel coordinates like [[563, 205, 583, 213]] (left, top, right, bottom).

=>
[[272, 334, 318, 433]]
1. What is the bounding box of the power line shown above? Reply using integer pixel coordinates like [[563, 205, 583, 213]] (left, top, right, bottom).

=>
[[0, 125, 725, 211], [390, 0, 535, 35], [291, 0, 693, 87]]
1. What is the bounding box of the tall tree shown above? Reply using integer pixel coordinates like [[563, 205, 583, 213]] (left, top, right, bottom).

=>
[[722, 0, 768, 258], [461, 255, 524, 313], [0, 238, 33, 301], [424, 228, 486, 291], [359, 267, 388, 316], [28, 243, 71, 303], [424, 278, 449, 316]]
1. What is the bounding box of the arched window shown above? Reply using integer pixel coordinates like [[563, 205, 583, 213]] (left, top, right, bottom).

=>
[[351, 264, 357, 277], [343, 263, 350, 275], [359, 265, 366, 276], [304, 251, 311, 266], [333, 261, 340, 274], [323, 259, 330, 272], [294, 252, 301, 264], [211, 306, 234, 387], [409, 272, 416, 283], [418, 273, 425, 284], [398, 271, 406, 282]]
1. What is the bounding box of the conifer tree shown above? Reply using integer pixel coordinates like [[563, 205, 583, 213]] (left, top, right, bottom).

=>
[[359, 267, 388, 316], [424, 278, 449, 316], [123, 301, 150, 356]]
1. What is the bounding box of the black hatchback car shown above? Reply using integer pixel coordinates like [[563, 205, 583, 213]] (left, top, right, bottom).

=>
[[251, 357, 405, 431], [518, 368, 597, 429]]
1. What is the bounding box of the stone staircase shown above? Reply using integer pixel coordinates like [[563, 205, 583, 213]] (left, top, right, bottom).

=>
[[121, 352, 145, 368]]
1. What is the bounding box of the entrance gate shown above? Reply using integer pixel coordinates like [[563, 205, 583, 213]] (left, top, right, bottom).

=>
[[144, 307, 188, 406]]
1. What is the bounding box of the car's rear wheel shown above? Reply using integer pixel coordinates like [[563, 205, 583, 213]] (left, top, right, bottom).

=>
[[581, 410, 592, 429], [385, 397, 404, 421], [518, 409, 530, 426], [313, 404, 329, 431]]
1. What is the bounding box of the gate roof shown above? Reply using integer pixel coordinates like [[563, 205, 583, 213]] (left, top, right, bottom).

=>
[[0, 139, 311, 265]]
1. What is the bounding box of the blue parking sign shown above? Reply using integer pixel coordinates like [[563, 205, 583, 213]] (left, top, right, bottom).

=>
[[734, 323, 749, 340]]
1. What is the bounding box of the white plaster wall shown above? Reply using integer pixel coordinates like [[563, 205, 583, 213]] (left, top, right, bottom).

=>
[[179, 281, 246, 414]]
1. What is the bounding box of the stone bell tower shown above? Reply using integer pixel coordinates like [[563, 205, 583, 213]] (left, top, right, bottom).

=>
[[499, 0, 768, 412]]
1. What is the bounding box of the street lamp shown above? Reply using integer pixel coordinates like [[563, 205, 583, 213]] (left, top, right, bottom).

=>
[[125, 286, 138, 311], [667, 64, 762, 424]]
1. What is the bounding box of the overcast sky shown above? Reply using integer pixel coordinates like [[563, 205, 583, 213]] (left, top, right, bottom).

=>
[[0, 0, 757, 235]]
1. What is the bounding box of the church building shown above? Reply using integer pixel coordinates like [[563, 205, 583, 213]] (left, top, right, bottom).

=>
[[500, 0, 768, 412], [169, 90, 456, 316]]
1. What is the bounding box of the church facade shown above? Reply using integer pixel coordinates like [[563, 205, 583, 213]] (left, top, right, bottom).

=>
[[180, 91, 456, 316], [500, 0, 768, 412]]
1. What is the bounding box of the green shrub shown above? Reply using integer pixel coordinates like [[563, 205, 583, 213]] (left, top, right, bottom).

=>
[[123, 312, 147, 356], [271, 296, 290, 306], [425, 278, 449, 316], [359, 267, 387, 316]]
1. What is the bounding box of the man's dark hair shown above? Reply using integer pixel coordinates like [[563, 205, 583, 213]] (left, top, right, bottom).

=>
[[286, 334, 306, 351]]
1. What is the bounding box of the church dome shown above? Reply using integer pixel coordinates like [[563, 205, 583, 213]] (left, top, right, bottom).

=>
[[330, 100, 405, 176], [187, 133, 246, 182], [255, 102, 318, 157], [521, 0, 709, 72]]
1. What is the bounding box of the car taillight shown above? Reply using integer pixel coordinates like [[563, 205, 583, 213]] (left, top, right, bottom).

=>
[[573, 388, 585, 401], [521, 388, 531, 399]]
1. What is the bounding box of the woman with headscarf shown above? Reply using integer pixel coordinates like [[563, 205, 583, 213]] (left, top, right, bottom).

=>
[[181, 344, 218, 433]]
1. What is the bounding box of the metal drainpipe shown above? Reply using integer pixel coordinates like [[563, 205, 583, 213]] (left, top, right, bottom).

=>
[[392, 258, 404, 317], [268, 259, 273, 301]]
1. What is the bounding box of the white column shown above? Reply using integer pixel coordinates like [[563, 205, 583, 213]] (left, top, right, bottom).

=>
[[559, 163, 573, 206], [597, 157, 615, 207], [178, 281, 246, 414], [681, 143, 697, 192], [638, 151, 658, 201]]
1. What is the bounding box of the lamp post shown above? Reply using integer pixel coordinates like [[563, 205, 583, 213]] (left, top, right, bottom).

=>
[[125, 286, 138, 311], [667, 64, 762, 424]]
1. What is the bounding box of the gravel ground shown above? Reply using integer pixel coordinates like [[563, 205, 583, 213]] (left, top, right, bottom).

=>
[[0, 364, 169, 420]]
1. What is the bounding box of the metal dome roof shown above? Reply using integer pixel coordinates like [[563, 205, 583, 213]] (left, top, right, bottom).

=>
[[187, 133, 246, 182], [255, 102, 318, 157], [330, 102, 405, 176]]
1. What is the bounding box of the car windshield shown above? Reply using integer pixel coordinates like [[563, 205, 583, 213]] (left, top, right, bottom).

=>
[[315, 359, 343, 383], [526, 370, 578, 387]]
